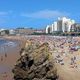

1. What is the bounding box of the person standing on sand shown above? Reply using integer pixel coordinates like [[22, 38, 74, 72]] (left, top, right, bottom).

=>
[[5, 52, 7, 58]]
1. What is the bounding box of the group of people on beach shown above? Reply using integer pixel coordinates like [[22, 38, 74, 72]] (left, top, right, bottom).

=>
[[26, 36, 80, 69]]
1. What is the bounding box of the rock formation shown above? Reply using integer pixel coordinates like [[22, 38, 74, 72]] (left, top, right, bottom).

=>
[[12, 41, 58, 80]]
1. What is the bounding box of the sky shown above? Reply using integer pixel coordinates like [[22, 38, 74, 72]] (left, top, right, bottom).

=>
[[0, 0, 80, 29]]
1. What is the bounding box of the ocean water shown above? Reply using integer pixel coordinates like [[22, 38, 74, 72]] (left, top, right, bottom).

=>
[[0, 38, 18, 54], [0, 38, 20, 74]]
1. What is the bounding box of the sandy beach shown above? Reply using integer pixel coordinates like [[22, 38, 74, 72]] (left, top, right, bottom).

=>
[[17, 35, 80, 80], [0, 35, 27, 80], [0, 35, 80, 80]]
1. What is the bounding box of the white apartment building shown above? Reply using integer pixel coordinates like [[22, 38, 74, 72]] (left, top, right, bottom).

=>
[[46, 17, 75, 34], [46, 25, 50, 34], [46, 25, 52, 34], [54, 22, 57, 32], [58, 17, 75, 32]]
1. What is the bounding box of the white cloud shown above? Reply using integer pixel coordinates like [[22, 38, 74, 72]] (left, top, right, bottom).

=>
[[21, 10, 70, 19], [0, 11, 12, 24], [0, 12, 8, 16]]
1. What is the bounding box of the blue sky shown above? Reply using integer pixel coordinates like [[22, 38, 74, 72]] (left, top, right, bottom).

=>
[[0, 0, 80, 29]]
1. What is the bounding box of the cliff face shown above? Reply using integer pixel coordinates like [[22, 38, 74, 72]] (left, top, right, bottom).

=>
[[12, 41, 58, 80]]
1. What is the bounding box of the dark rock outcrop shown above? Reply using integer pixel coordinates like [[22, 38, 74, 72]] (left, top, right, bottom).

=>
[[12, 41, 58, 80]]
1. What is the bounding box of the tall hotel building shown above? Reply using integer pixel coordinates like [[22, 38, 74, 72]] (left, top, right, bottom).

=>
[[46, 17, 75, 33]]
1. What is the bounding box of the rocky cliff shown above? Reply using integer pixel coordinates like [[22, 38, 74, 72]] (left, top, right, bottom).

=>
[[12, 41, 58, 80]]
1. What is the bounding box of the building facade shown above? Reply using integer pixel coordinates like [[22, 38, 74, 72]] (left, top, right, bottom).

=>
[[46, 17, 75, 34], [15, 28, 35, 35]]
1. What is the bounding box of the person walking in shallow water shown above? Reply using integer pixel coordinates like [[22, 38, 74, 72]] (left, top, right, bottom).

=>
[[1, 56, 3, 61]]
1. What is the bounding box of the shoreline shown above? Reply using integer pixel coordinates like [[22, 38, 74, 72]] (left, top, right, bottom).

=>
[[0, 35, 27, 80]]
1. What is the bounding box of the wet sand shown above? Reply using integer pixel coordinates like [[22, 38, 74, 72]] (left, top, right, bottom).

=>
[[0, 36, 26, 80]]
